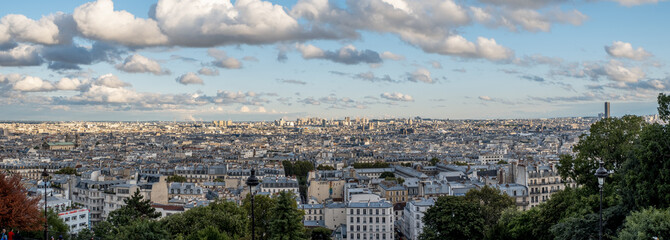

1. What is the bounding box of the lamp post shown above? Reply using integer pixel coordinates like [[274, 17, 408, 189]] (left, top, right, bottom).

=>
[[41, 168, 49, 240], [246, 168, 260, 240], [594, 162, 609, 240]]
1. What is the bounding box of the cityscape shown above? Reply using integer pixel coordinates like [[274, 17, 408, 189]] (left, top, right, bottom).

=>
[[1, 0, 670, 239]]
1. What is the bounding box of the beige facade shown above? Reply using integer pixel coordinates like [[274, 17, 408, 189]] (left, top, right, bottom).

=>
[[308, 179, 345, 203]]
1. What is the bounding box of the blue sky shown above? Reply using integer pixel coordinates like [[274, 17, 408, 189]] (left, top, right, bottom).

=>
[[0, 0, 668, 121]]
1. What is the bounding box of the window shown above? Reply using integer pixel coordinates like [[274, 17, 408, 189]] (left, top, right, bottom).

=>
[[376, 209, 379, 215], [363, 209, 366, 214], [350, 209, 354, 214], [357, 209, 360, 215]]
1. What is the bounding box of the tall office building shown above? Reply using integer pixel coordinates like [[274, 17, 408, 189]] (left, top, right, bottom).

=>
[[605, 102, 610, 118]]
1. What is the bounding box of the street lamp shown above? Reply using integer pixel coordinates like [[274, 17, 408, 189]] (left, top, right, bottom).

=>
[[41, 168, 49, 240], [246, 168, 260, 240], [594, 162, 609, 240]]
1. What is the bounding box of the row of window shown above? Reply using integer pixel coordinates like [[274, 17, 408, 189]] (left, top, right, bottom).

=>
[[349, 208, 387, 215], [349, 216, 391, 224], [349, 233, 388, 240], [349, 224, 389, 232], [63, 214, 87, 222]]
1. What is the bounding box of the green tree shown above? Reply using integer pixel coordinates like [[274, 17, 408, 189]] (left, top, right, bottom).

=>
[[621, 122, 670, 210], [108, 189, 161, 227], [429, 157, 440, 166], [308, 227, 332, 240], [160, 200, 247, 240], [24, 209, 70, 239], [269, 191, 306, 240], [242, 194, 276, 240], [115, 219, 169, 240], [557, 115, 646, 192], [167, 175, 187, 183], [316, 165, 335, 171], [193, 225, 233, 240], [617, 207, 670, 240], [54, 167, 78, 176], [419, 196, 485, 240], [657, 93, 670, 122], [379, 172, 395, 178], [464, 186, 514, 234]]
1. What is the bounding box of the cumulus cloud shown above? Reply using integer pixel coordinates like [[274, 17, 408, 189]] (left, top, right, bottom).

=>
[[208, 49, 242, 69], [380, 51, 405, 60], [198, 67, 220, 76], [93, 74, 131, 88], [407, 68, 435, 83], [296, 44, 382, 64], [381, 92, 414, 101], [277, 79, 307, 85], [116, 54, 170, 75], [477, 0, 567, 9], [0, 44, 43, 66], [605, 41, 652, 60], [55, 77, 86, 91], [73, 0, 168, 46], [0, 74, 55, 92], [0, 13, 75, 45], [604, 60, 645, 83], [154, 0, 301, 47], [41, 41, 124, 70], [470, 7, 587, 33], [176, 72, 204, 85]]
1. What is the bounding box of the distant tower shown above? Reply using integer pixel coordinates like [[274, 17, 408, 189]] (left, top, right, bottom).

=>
[[605, 102, 611, 118]]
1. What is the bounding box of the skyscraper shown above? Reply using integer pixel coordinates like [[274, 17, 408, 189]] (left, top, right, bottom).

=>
[[605, 102, 610, 118]]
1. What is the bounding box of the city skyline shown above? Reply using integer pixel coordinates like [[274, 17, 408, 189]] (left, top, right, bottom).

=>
[[0, 0, 668, 121]]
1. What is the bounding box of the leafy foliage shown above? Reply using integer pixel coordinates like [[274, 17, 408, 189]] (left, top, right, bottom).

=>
[[161, 200, 248, 240], [464, 186, 515, 232], [379, 172, 395, 178], [54, 167, 79, 176], [108, 189, 161, 227], [308, 227, 332, 240], [167, 175, 187, 183], [617, 207, 670, 240], [352, 162, 390, 168], [316, 165, 335, 170], [621, 123, 670, 210], [269, 191, 306, 240], [557, 115, 646, 193], [0, 172, 43, 231], [242, 194, 276, 240], [420, 196, 485, 240], [657, 93, 670, 122]]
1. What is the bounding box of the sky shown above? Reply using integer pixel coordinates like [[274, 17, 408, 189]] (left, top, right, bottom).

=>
[[0, 0, 668, 121]]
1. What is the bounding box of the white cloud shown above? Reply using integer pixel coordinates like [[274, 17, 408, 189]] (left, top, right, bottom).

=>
[[55, 78, 85, 91], [479, 96, 492, 101], [0, 13, 70, 45], [93, 74, 131, 88], [176, 72, 204, 85], [198, 67, 220, 76], [381, 92, 414, 101], [610, 0, 663, 7], [408, 68, 434, 83], [73, 0, 168, 46], [115, 54, 170, 75], [154, 0, 300, 47], [380, 51, 405, 60], [604, 60, 645, 83], [295, 44, 325, 59], [0, 44, 42, 66], [12, 76, 54, 92], [208, 49, 242, 69], [605, 41, 652, 60]]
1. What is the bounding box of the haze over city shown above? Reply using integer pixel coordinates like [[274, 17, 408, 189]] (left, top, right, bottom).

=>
[[0, 0, 667, 121]]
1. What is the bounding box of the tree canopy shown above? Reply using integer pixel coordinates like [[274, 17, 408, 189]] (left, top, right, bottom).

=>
[[0, 172, 43, 231], [269, 191, 306, 240]]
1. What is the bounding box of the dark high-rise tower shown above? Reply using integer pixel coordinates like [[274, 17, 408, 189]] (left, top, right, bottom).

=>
[[604, 102, 610, 118]]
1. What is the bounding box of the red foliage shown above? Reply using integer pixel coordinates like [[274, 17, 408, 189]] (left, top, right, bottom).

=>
[[0, 172, 44, 231]]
